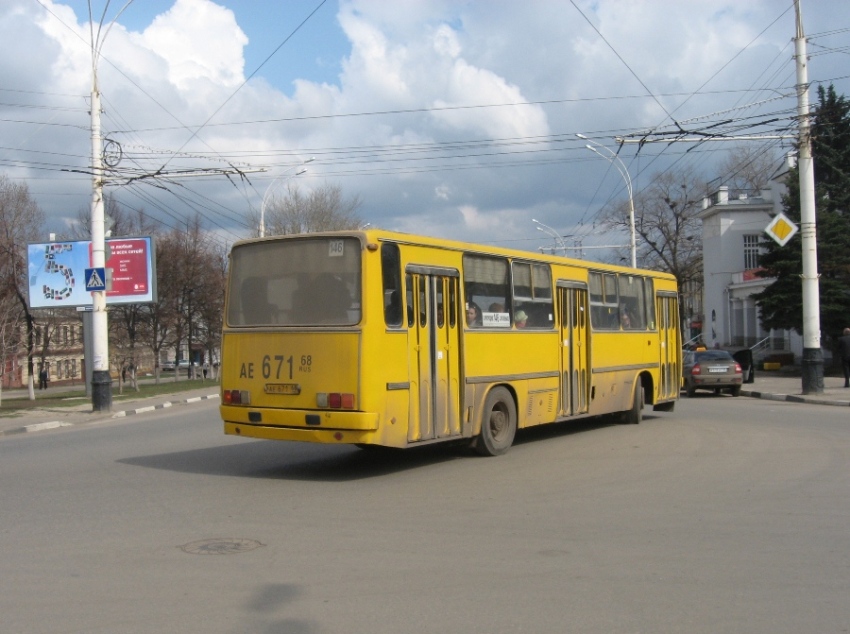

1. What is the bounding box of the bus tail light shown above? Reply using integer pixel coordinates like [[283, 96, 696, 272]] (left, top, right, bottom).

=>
[[316, 393, 356, 409], [223, 389, 251, 405]]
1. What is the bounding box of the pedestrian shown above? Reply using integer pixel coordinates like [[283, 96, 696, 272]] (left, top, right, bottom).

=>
[[838, 327, 850, 388], [38, 368, 48, 390]]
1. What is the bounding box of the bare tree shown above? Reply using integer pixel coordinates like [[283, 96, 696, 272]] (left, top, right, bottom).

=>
[[0, 288, 23, 405], [193, 241, 227, 381], [265, 183, 363, 235], [716, 144, 779, 194], [0, 174, 45, 399], [69, 193, 158, 240], [602, 168, 705, 284], [601, 167, 706, 334], [150, 216, 223, 382]]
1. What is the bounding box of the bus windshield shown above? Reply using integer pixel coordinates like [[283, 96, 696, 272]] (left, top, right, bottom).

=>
[[227, 237, 362, 326]]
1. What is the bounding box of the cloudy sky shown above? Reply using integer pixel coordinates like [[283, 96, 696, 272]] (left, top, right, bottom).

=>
[[2, 0, 848, 258]]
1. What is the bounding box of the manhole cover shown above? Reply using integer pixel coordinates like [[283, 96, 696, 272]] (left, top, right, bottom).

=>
[[179, 538, 264, 555]]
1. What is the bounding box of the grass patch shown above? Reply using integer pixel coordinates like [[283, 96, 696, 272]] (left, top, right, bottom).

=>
[[1, 377, 218, 416]]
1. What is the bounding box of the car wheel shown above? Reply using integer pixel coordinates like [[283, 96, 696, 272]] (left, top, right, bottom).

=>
[[730, 385, 742, 397]]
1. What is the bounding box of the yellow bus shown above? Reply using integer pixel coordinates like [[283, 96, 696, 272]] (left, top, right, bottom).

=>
[[219, 229, 680, 456]]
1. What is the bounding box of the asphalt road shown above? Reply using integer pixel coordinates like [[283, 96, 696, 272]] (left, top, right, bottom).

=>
[[1, 396, 848, 633]]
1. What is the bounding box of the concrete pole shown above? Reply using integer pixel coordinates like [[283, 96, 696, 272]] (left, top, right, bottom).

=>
[[90, 72, 112, 411], [795, 0, 823, 394]]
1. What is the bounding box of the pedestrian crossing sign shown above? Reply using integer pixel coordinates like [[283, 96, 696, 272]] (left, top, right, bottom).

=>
[[85, 267, 107, 291]]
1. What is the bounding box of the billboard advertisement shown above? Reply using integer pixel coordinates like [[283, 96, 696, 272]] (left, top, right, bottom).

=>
[[27, 237, 157, 309]]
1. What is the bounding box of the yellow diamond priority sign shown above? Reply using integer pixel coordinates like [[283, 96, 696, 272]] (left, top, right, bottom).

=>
[[764, 212, 799, 247]]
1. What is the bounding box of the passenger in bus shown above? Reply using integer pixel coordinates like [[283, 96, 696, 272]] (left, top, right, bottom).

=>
[[241, 277, 277, 324], [489, 302, 504, 313], [515, 310, 528, 329], [312, 273, 350, 322], [385, 290, 403, 325], [466, 302, 482, 326], [620, 305, 633, 329]]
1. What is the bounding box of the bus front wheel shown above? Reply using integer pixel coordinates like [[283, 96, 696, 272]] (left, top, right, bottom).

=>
[[474, 387, 517, 456]]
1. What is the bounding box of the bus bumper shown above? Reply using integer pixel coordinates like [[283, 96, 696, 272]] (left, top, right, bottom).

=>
[[220, 405, 379, 444]]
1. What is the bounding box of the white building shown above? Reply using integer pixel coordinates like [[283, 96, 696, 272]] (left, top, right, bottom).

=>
[[699, 158, 802, 362]]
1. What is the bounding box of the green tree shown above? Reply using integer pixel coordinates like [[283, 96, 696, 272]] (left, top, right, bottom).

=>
[[755, 85, 850, 351]]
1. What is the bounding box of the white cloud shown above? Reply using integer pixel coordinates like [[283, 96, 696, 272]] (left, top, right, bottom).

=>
[[1, 0, 847, 257], [141, 0, 247, 91]]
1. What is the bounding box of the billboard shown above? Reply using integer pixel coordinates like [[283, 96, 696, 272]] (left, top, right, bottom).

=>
[[27, 237, 157, 309]]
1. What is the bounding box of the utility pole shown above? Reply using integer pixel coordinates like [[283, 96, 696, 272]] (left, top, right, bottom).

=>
[[90, 49, 111, 412], [794, 0, 823, 394]]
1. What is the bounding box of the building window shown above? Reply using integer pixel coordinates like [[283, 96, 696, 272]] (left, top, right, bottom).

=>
[[743, 234, 762, 270]]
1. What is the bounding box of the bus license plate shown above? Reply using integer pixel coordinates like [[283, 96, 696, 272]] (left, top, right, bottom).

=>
[[265, 383, 301, 395]]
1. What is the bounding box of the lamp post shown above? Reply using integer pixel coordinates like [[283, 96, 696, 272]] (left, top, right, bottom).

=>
[[532, 218, 567, 255], [577, 134, 637, 268], [259, 158, 314, 238]]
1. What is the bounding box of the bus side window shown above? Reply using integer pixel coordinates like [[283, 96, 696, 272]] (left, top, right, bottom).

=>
[[381, 243, 403, 327], [406, 273, 415, 327]]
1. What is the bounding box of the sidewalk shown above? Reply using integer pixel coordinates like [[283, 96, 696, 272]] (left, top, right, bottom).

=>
[[0, 383, 219, 437], [739, 370, 850, 407]]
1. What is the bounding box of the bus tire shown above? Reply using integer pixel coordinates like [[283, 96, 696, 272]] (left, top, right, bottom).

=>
[[474, 387, 517, 456], [623, 383, 643, 425]]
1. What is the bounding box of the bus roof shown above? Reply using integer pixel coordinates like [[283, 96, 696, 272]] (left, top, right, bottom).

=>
[[231, 229, 678, 282]]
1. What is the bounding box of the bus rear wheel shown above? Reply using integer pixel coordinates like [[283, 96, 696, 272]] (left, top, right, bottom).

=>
[[474, 387, 517, 456]]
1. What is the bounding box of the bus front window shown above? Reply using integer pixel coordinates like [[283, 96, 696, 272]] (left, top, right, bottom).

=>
[[228, 238, 362, 326]]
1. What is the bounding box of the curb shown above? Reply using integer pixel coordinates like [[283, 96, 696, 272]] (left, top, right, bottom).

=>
[[111, 393, 219, 418], [1, 393, 219, 437], [741, 389, 850, 407]]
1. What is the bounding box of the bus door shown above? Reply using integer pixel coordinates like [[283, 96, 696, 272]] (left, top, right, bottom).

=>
[[557, 282, 590, 417], [656, 293, 681, 400], [405, 267, 461, 443]]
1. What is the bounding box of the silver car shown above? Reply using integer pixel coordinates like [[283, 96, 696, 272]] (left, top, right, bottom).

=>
[[683, 349, 743, 397]]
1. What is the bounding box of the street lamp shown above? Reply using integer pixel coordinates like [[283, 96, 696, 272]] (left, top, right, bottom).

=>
[[577, 134, 637, 268], [259, 157, 314, 237], [532, 218, 567, 254]]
